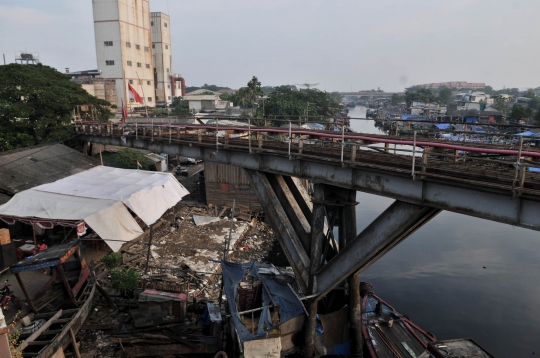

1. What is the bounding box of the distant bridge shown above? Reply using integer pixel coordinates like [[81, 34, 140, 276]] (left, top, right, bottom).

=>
[[339, 91, 404, 98], [78, 120, 540, 356]]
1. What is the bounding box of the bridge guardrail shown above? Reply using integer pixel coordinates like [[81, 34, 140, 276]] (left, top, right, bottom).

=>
[[76, 119, 540, 198]]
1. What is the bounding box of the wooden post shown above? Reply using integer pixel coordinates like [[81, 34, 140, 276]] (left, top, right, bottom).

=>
[[69, 328, 82, 358], [56, 266, 78, 307], [99, 150, 103, 166], [15, 273, 36, 313], [32, 225, 37, 250], [351, 144, 357, 162], [385, 142, 390, 153]]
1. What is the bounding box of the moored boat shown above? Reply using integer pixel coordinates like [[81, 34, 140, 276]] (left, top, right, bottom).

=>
[[361, 283, 494, 358], [9, 240, 97, 357]]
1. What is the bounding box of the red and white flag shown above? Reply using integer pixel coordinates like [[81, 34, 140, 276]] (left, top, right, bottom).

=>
[[128, 83, 144, 104]]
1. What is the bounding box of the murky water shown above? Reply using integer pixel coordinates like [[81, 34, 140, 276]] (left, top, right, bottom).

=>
[[347, 106, 540, 357]]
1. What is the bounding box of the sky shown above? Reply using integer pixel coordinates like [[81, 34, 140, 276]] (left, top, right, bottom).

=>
[[0, 0, 539, 92]]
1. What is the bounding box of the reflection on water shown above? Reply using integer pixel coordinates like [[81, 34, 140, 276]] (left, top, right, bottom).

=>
[[348, 106, 540, 357]]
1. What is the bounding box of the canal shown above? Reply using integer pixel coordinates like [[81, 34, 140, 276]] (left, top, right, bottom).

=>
[[348, 106, 540, 357]]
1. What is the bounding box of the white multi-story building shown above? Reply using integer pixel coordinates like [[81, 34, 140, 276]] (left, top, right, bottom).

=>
[[151, 12, 173, 104], [92, 0, 155, 108]]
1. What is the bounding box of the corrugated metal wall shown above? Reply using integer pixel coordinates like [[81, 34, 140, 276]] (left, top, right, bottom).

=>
[[205, 162, 251, 185]]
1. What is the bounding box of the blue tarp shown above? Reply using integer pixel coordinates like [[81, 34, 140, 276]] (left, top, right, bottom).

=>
[[401, 114, 419, 120], [221, 261, 305, 342], [434, 123, 451, 130], [529, 167, 540, 173], [465, 117, 479, 123], [515, 131, 536, 136]]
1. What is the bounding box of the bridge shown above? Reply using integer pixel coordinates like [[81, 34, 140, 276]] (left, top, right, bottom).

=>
[[339, 91, 403, 99], [78, 120, 540, 356]]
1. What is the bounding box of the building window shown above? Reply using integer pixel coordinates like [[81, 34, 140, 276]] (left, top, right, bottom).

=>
[[165, 45, 169, 49], [148, 97, 152, 102], [145, 64, 150, 68], [147, 81, 151, 85], [166, 68, 170, 73], [104, 41, 113, 46], [168, 96, 171, 100], [167, 84, 170, 89], [129, 80, 133, 84], [151, 21, 154, 26], [156, 96, 159, 101], [164, 22, 167, 27], [144, 46, 149, 52], [137, 62, 141, 67], [152, 44, 155, 49], [126, 42, 131, 48], [135, 44, 140, 50], [127, 61, 132, 66], [105, 60, 114, 65]]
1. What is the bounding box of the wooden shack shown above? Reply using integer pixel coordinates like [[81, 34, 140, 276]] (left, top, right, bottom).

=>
[[203, 162, 262, 212]]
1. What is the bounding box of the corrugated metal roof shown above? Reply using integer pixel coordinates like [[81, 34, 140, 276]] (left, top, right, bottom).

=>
[[0, 143, 100, 195], [184, 95, 217, 101]]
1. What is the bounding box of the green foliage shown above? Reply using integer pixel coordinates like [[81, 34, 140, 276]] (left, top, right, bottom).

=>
[[509, 104, 533, 121], [262, 86, 341, 125], [523, 90, 536, 99], [0, 63, 113, 151], [534, 110, 540, 124], [9, 329, 23, 358], [528, 97, 540, 110], [169, 96, 191, 116], [110, 268, 140, 296], [116, 148, 153, 170], [185, 84, 230, 93], [438, 87, 453, 104], [101, 252, 123, 269], [491, 94, 509, 113], [391, 93, 405, 105], [405, 88, 439, 106], [233, 76, 264, 113]]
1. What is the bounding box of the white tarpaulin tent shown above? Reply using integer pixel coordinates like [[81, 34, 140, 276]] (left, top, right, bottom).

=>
[[0, 166, 189, 252]]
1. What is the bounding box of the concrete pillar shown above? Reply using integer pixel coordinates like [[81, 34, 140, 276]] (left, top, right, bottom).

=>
[[0, 308, 12, 357], [340, 189, 362, 357], [304, 184, 325, 357]]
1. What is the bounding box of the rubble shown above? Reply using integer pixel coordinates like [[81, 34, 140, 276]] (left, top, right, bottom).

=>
[[76, 201, 285, 357]]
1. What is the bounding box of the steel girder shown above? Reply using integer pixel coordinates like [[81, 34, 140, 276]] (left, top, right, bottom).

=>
[[82, 135, 540, 231], [315, 201, 441, 296]]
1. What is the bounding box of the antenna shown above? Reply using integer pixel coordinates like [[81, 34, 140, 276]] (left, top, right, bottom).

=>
[[295, 82, 319, 90]]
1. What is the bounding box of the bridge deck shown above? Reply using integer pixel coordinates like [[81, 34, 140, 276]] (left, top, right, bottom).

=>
[[77, 122, 540, 199]]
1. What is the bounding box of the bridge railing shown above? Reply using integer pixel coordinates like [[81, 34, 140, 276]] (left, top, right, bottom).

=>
[[76, 119, 540, 198]]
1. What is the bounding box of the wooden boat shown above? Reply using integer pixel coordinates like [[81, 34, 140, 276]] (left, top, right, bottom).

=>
[[8, 240, 97, 357], [361, 283, 494, 358]]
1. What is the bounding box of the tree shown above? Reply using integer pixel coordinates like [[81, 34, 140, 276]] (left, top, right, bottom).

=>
[[485, 85, 494, 94], [169, 96, 190, 115], [438, 87, 453, 104], [534, 110, 540, 124], [391, 93, 405, 105], [404, 88, 437, 106], [116, 148, 154, 170], [262, 86, 341, 125], [509, 104, 532, 122], [491, 94, 509, 113], [0, 63, 112, 151], [528, 97, 540, 110]]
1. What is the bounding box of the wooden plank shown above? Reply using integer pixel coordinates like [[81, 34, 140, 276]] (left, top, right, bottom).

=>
[[69, 328, 82, 358], [20, 309, 63, 350]]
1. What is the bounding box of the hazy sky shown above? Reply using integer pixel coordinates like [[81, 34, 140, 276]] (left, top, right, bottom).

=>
[[1, 0, 539, 92]]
